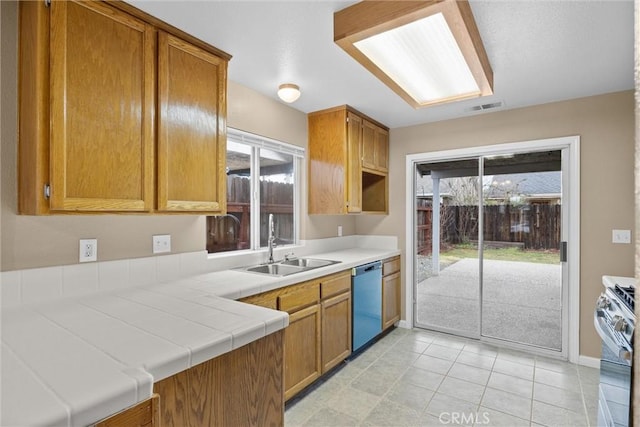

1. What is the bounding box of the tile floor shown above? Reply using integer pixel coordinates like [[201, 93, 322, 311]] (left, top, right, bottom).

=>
[[285, 328, 599, 427]]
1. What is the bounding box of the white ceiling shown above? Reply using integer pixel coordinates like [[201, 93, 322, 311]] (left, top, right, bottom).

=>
[[128, 0, 634, 129]]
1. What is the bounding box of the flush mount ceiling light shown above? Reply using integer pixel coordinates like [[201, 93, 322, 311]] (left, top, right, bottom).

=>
[[334, 0, 493, 108], [277, 83, 301, 103]]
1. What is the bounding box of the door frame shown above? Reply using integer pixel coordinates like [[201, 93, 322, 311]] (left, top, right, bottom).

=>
[[404, 136, 580, 363]]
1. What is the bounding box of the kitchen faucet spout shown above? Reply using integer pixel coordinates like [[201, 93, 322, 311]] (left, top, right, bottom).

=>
[[267, 213, 275, 264]]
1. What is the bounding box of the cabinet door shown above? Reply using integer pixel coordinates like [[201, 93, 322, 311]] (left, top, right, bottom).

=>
[[157, 32, 227, 212], [49, 1, 155, 211], [361, 119, 377, 171], [321, 291, 351, 373], [346, 112, 362, 213], [362, 120, 388, 173], [382, 271, 401, 330], [374, 126, 389, 172], [284, 304, 321, 401]]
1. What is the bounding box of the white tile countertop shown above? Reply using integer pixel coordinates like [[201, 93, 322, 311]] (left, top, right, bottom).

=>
[[1, 245, 399, 426]]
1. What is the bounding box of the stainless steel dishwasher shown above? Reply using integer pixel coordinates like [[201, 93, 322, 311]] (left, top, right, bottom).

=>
[[352, 260, 383, 352]]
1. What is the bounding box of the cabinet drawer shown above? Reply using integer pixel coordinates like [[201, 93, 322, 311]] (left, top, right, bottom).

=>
[[321, 272, 351, 299], [278, 284, 320, 313], [240, 293, 278, 310], [383, 257, 400, 276]]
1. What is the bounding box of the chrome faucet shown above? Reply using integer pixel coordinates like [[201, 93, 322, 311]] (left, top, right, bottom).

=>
[[267, 213, 276, 264]]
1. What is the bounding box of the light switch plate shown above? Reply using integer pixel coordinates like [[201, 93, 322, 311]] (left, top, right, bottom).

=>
[[612, 229, 631, 244], [153, 235, 171, 254]]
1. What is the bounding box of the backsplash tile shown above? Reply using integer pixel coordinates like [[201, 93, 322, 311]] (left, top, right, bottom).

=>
[[21, 267, 63, 305], [129, 257, 158, 287], [98, 260, 130, 291], [1, 271, 22, 307], [156, 254, 182, 283], [63, 264, 99, 297]]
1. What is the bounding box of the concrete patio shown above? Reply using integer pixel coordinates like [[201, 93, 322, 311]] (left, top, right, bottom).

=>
[[416, 258, 562, 350]]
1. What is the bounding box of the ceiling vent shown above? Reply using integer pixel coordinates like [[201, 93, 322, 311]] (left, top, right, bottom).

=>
[[465, 101, 504, 112]]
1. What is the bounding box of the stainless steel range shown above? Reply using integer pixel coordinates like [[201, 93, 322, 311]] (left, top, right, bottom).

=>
[[594, 275, 635, 427]]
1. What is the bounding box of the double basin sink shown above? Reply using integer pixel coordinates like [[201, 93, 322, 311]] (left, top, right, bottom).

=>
[[238, 258, 341, 276]]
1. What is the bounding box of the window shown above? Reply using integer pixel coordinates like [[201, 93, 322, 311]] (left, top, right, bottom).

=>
[[206, 129, 303, 254]]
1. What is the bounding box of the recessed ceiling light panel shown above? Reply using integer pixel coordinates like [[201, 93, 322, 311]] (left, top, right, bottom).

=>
[[335, 0, 493, 109], [354, 13, 480, 104]]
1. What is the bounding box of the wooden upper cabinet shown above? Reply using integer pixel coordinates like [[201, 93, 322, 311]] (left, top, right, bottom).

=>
[[308, 105, 388, 215], [362, 120, 388, 173], [18, 0, 230, 214], [346, 112, 363, 213], [157, 32, 227, 213], [29, 0, 155, 212]]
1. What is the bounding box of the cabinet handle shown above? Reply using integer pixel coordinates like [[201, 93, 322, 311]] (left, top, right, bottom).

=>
[[44, 184, 51, 199], [44, 0, 51, 7]]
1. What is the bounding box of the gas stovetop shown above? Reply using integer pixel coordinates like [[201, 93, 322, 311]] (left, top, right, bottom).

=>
[[613, 284, 635, 312]]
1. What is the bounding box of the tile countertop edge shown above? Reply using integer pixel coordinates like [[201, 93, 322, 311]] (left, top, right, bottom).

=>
[[1, 247, 400, 426]]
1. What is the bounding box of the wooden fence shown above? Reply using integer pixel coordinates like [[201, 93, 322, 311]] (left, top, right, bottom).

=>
[[417, 202, 561, 255], [207, 177, 294, 253]]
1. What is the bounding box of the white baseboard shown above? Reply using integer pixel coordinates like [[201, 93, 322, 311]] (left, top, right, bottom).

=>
[[397, 320, 412, 329], [578, 355, 600, 369]]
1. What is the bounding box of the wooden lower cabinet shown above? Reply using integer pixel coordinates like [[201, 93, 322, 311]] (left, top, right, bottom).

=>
[[321, 291, 351, 373], [382, 256, 401, 330], [284, 304, 322, 400], [240, 270, 352, 401], [95, 395, 159, 427], [153, 331, 284, 427]]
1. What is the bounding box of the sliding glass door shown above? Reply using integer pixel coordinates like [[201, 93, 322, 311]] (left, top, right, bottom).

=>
[[414, 148, 567, 354]]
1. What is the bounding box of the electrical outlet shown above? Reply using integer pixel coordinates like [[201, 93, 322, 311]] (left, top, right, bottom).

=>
[[79, 239, 97, 262], [153, 234, 171, 254], [338, 225, 343, 237], [612, 229, 631, 244]]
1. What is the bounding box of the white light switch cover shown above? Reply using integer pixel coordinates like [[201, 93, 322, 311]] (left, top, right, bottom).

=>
[[612, 229, 631, 244], [153, 235, 171, 254]]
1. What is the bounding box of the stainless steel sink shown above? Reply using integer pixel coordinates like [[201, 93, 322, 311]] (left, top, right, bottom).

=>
[[244, 264, 305, 276], [237, 257, 341, 276], [280, 258, 340, 268]]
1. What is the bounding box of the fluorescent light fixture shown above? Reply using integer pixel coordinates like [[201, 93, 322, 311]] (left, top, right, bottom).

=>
[[334, 0, 493, 108], [277, 83, 301, 103]]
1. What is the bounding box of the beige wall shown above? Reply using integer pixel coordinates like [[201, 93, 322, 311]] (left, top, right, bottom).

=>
[[357, 91, 636, 358], [0, 1, 351, 271]]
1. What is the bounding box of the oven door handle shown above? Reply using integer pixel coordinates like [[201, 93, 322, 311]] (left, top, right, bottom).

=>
[[594, 310, 633, 362]]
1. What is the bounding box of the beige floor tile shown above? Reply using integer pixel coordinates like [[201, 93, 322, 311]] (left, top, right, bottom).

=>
[[351, 368, 397, 397], [534, 367, 581, 392], [386, 381, 435, 412], [486, 371, 533, 398], [533, 382, 585, 413], [456, 351, 496, 370], [303, 407, 360, 427], [326, 386, 381, 421], [531, 400, 589, 427], [437, 376, 486, 404], [448, 362, 491, 386], [285, 328, 598, 427], [423, 343, 462, 361], [362, 398, 422, 427], [477, 406, 530, 426], [495, 348, 536, 366], [425, 392, 479, 424], [492, 358, 534, 380], [399, 366, 445, 391], [535, 356, 578, 374], [413, 354, 455, 375], [481, 387, 532, 420], [394, 337, 431, 354]]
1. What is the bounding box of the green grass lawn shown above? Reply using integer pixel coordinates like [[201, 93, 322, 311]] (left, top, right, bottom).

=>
[[441, 243, 560, 264]]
